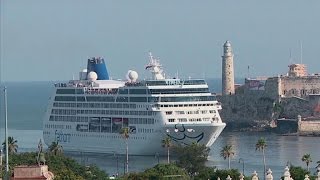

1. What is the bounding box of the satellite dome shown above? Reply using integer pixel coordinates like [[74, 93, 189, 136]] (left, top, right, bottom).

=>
[[127, 70, 138, 82], [87, 71, 98, 81]]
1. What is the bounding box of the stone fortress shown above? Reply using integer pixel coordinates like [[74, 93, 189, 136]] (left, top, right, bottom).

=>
[[218, 41, 320, 134]]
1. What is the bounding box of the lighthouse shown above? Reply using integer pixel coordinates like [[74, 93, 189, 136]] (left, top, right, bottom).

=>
[[222, 40, 235, 95]]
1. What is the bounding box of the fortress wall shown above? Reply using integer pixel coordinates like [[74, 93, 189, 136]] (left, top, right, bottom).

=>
[[298, 120, 320, 134], [280, 98, 313, 118], [218, 92, 274, 123], [264, 77, 281, 99], [280, 76, 320, 97]]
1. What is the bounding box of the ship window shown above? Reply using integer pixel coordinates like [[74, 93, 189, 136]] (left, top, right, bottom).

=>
[[129, 97, 147, 102], [129, 89, 147, 94], [55, 96, 76, 101], [148, 97, 159, 102], [86, 96, 115, 102], [183, 80, 206, 85], [56, 89, 75, 94], [76, 96, 85, 101], [149, 88, 209, 94], [76, 89, 84, 94], [159, 96, 216, 102], [176, 111, 185, 114], [201, 110, 207, 114], [119, 89, 128, 94], [178, 118, 187, 122], [168, 119, 175, 122], [165, 111, 173, 115], [116, 97, 128, 102]]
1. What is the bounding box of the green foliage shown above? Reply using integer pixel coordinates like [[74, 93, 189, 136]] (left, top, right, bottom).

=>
[[255, 137, 267, 179], [278, 166, 316, 180], [48, 141, 63, 155], [255, 137, 267, 151], [195, 167, 245, 180], [10, 152, 38, 166], [162, 136, 172, 163], [194, 167, 216, 180], [120, 127, 130, 139], [0, 152, 109, 180], [273, 102, 283, 113], [174, 142, 210, 176], [220, 145, 234, 160], [220, 145, 235, 169], [2, 136, 18, 154], [302, 153, 312, 171], [123, 163, 189, 180]]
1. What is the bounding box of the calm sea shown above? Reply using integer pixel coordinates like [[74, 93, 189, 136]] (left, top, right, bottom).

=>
[[1, 80, 320, 179]]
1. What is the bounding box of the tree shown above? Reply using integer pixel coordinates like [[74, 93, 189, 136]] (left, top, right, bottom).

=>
[[301, 153, 312, 171], [5, 152, 109, 180], [48, 141, 63, 155], [120, 127, 130, 173], [220, 145, 235, 169], [2, 136, 18, 154], [162, 136, 172, 164], [175, 142, 210, 176], [287, 166, 310, 180], [255, 137, 267, 180], [144, 164, 190, 180], [197, 168, 242, 180]]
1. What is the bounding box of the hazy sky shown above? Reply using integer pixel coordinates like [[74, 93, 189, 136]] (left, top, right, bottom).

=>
[[1, 0, 320, 81]]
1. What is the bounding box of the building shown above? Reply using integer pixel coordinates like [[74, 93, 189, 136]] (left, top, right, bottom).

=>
[[222, 40, 235, 95], [12, 165, 54, 180]]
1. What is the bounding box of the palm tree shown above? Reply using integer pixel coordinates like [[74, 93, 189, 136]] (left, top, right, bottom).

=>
[[48, 141, 63, 155], [301, 154, 312, 171], [162, 136, 172, 164], [120, 127, 129, 173], [256, 137, 267, 180], [220, 145, 235, 169], [2, 136, 18, 154]]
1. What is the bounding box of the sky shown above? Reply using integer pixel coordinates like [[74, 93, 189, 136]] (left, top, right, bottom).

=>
[[0, 0, 320, 82]]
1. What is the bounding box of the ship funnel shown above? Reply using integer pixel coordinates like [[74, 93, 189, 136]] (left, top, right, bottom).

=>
[[87, 57, 110, 80]]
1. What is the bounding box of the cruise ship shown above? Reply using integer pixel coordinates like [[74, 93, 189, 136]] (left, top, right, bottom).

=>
[[43, 53, 226, 155]]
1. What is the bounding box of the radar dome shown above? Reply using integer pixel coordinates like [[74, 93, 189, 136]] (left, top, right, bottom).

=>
[[87, 71, 98, 81], [127, 70, 138, 82]]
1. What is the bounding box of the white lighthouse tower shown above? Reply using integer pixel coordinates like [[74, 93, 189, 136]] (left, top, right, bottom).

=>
[[222, 40, 235, 95]]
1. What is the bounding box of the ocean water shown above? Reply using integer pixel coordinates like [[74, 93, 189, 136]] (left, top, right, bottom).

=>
[[1, 80, 320, 179]]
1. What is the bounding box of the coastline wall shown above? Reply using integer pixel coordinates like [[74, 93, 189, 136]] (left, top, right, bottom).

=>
[[298, 120, 320, 135]]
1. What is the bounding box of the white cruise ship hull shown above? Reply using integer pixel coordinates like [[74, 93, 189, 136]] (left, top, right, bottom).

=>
[[43, 122, 225, 156]]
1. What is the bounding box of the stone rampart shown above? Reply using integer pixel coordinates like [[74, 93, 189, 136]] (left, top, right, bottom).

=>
[[298, 120, 320, 135]]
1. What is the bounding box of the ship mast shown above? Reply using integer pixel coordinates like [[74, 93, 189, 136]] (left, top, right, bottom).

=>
[[145, 52, 165, 80]]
